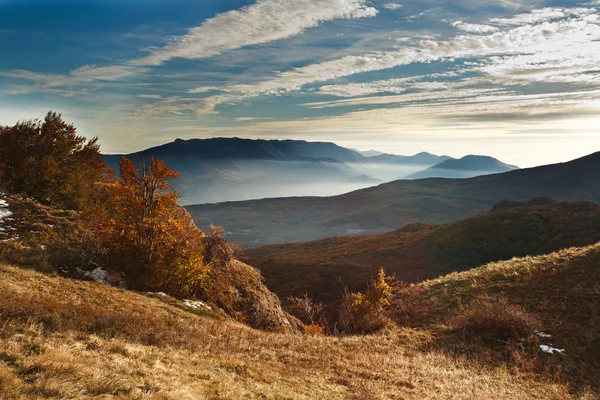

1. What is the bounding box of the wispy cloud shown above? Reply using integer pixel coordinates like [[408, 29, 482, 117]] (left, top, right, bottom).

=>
[[451, 21, 499, 33], [133, 0, 378, 66], [136, 94, 162, 99], [383, 3, 403, 10], [145, 6, 600, 116]]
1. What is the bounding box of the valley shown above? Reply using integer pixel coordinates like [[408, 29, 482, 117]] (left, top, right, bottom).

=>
[[187, 151, 600, 246]]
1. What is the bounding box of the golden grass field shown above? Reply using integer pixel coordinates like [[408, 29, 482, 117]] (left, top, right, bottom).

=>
[[1, 242, 599, 399]]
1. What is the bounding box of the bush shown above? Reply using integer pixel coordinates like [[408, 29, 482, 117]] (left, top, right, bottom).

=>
[[287, 294, 324, 326], [304, 324, 325, 336], [337, 269, 393, 334], [449, 296, 542, 341]]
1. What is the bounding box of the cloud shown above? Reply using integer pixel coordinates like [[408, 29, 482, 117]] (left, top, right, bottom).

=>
[[489, 7, 594, 26], [149, 6, 599, 116], [136, 94, 162, 99], [134, 0, 378, 66], [383, 3, 402, 10], [235, 117, 273, 121], [451, 21, 499, 33]]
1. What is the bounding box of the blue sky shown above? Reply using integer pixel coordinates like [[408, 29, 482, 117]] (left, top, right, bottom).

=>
[[1, 0, 600, 166]]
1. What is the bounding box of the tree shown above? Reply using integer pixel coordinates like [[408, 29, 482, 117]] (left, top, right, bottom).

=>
[[89, 157, 208, 297], [0, 111, 108, 210]]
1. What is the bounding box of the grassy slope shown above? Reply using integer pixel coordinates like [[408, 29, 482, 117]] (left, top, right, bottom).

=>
[[397, 244, 600, 394], [0, 262, 579, 400], [0, 193, 301, 332], [246, 201, 600, 304], [187, 151, 600, 246]]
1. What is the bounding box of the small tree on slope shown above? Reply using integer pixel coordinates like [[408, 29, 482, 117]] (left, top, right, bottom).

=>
[[89, 157, 208, 297]]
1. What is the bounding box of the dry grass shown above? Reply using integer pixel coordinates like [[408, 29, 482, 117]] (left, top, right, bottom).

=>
[[390, 244, 600, 396], [0, 262, 579, 400], [449, 296, 542, 341]]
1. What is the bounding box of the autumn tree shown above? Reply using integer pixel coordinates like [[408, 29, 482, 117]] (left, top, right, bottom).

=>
[[89, 157, 208, 297], [0, 111, 108, 210]]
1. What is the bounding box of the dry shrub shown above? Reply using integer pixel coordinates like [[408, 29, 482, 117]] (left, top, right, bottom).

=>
[[389, 284, 440, 327], [449, 296, 542, 341], [304, 324, 325, 336], [337, 269, 393, 334]]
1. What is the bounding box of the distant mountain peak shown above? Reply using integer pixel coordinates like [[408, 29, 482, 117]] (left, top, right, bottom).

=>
[[407, 155, 519, 180]]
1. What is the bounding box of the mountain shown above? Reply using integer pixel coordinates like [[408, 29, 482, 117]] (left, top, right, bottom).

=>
[[186, 151, 600, 247], [370, 151, 453, 166], [351, 148, 384, 157], [407, 155, 518, 179], [245, 199, 600, 304], [103, 138, 377, 205]]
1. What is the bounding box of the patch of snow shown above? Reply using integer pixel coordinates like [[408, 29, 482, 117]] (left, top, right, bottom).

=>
[[183, 300, 212, 311], [540, 345, 565, 354], [535, 331, 552, 338], [0, 199, 12, 221]]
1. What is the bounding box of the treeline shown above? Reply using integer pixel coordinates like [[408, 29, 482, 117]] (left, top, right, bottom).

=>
[[0, 111, 232, 299]]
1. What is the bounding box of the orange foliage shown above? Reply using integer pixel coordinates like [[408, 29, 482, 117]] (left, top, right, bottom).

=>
[[303, 324, 325, 336], [0, 111, 109, 210], [88, 157, 208, 297]]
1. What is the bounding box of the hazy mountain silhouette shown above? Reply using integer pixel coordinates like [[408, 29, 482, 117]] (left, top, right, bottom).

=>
[[351, 149, 384, 157], [407, 155, 519, 179], [186, 151, 600, 247], [370, 152, 453, 166], [103, 138, 377, 204]]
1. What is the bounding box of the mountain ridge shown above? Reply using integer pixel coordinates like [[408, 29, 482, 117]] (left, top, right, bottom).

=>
[[187, 151, 600, 246]]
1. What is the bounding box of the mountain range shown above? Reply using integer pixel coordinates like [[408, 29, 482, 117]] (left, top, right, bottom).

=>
[[103, 138, 377, 205], [103, 138, 517, 205], [186, 151, 600, 247], [407, 155, 519, 179]]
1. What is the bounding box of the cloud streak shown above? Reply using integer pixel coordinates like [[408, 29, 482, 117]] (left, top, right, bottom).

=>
[[150, 6, 600, 116], [134, 0, 378, 66]]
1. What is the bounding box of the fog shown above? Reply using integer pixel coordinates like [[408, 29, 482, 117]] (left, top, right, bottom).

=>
[[174, 159, 381, 205], [104, 154, 441, 205]]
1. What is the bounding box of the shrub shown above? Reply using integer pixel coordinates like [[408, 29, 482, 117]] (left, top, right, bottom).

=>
[[287, 294, 324, 326], [304, 324, 325, 336], [337, 269, 393, 334], [449, 296, 542, 341]]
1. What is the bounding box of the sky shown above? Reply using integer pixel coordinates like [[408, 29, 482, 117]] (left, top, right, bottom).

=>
[[1, 0, 600, 167]]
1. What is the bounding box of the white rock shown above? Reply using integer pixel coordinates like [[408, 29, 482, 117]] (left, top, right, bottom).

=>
[[540, 345, 565, 354]]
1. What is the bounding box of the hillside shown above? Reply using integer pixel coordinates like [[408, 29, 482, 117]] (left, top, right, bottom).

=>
[[0, 193, 300, 332], [0, 260, 582, 399], [408, 155, 519, 179], [245, 200, 600, 304], [187, 151, 600, 246], [103, 138, 377, 205], [391, 243, 600, 393]]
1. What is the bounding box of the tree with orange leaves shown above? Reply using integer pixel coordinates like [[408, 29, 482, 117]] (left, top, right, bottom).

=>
[[90, 157, 208, 297], [0, 111, 109, 210]]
